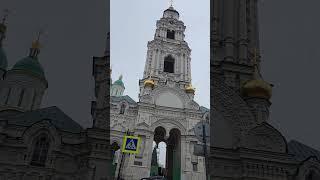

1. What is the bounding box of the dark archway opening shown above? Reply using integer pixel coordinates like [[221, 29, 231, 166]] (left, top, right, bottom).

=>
[[167, 30, 175, 40], [152, 127, 181, 180], [152, 127, 167, 177], [166, 129, 181, 180], [164, 55, 175, 73]]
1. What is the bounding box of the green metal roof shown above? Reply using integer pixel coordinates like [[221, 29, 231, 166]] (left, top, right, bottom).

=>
[[12, 56, 45, 78], [6, 106, 83, 133], [0, 47, 8, 70], [113, 75, 125, 88], [111, 95, 137, 105], [288, 140, 320, 161]]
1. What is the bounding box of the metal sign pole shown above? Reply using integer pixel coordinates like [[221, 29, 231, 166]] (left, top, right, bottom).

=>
[[117, 129, 130, 180]]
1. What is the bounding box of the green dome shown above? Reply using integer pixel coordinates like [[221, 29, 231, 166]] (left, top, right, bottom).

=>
[[113, 79, 124, 88], [0, 47, 8, 71], [12, 56, 45, 78], [113, 75, 125, 88]]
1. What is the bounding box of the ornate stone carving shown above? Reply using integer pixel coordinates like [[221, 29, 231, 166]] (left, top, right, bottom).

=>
[[245, 122, 287, 153]]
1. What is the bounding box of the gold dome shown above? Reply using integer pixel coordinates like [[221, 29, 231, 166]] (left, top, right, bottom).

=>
[[32, 40, 41, 49], [242, 79, 272, 99], [185, 84, 195, 94], [144, 78, 155, 88]]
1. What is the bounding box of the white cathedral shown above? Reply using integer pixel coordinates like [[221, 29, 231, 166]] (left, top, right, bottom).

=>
[[110, 5, 209, 180]]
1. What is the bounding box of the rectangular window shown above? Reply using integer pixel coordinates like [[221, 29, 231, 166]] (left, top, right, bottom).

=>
[[164, 56, 175, 73], [167, 30, 175, 39], [192, 163, 198, 171]]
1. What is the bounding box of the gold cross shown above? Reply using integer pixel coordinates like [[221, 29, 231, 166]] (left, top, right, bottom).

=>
[[32, 29, 45, 49], [36, 30, 44, 42], [170, 0, 173, 7], [1, 9, 10, 24]]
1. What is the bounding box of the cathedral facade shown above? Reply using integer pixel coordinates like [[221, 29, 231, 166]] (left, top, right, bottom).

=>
[[210, 0, 320, 179], [0, 17, 113, 179], [110, 6, 208, 180]]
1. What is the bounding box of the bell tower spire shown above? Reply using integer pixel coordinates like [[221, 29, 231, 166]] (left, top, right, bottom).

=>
[[169, 0, 173, 7], [212, 0, 268, 92], [0, 9, 9, 46], [140, 5, 195, 98], [29, 30, 43, 58]]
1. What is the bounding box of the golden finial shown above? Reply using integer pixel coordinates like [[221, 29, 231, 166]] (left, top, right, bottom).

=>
[[252, 48, 262, 79], [185, 83, 195, 94], [104, 32, 110, 56], [169, 0, 173, 7], [0, 9, 9, 37], [1, 9, 10, 24], [32, 30, 44, 49], [29, 29, 45, 58], [144, 75, 155, 88]]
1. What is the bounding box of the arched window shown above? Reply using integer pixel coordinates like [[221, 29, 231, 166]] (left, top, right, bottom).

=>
[[167, 30, 175, 40], [120, 103, 126, 114], [30, 134, 50, 167], [305, 170, 320, 180], [18, 89, 25, 106], [164, 55, 175, 73]]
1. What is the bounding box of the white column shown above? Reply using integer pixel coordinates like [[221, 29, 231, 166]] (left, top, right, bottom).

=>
[[184, 55, 187, 81], [180, 137, 187, 179], [184, 56, 189, 81], [151, 50, 157, 76], [156, 49, 160, 75], [144, 50, 150, 78], [188, 58, 192, 82], [160, 52, 164, 72], [180, 54, 184, 79], [146, 134, 154, 176]]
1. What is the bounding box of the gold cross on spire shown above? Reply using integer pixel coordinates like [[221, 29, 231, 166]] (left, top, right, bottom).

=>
[[1, 9, 10, 24], [252, 48, 263, 79], [32, 29, 45, 49]]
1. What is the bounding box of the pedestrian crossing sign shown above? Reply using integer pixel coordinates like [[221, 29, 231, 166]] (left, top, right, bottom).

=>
[[121, 135, 141, 154]]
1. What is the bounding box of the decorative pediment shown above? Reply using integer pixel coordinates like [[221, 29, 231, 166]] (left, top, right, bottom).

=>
[[186, 100, 200, 110], [152, 86, 189, 109], [22, 119, 61, 150], [245, 122, 287, 153]]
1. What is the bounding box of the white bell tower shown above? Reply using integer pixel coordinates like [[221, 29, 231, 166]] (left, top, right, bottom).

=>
[[139, 5, 195, 99]]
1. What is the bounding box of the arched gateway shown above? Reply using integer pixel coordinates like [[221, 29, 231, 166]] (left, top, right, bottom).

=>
[[110, 4, 208, 180]]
